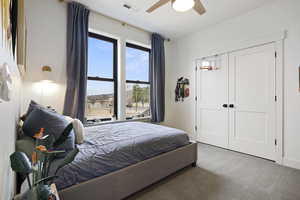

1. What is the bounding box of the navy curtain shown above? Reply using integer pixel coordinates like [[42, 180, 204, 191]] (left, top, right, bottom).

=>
[[63, 2, 90, 122], [150, 33, 165, 123], [10, 0, 18, 57]]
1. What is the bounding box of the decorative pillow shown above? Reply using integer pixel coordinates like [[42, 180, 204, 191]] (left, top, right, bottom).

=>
[[26, 100, 45, 117], [64, 116, 73, 123], [21, 100, 56, 121], [64, 116, 85, 144], [72, 119, 85, 144], [22, 108, 75, 151]]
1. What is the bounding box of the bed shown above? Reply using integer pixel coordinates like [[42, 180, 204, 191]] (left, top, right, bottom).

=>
[[54, 122, 197, 200]]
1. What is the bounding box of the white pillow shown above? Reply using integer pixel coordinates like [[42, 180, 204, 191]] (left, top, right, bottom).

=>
[[64, 116, 73, 123], [72, 119, 85, 144], [64, 116, 85, 144]]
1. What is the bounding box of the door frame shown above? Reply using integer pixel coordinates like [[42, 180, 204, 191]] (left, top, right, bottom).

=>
[[195, 31, 286, 164]]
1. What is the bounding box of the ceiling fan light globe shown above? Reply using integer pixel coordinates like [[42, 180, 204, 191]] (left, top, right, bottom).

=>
[[172, 0, 195, 12]]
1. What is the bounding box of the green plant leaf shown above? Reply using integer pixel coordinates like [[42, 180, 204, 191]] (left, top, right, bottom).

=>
[[34, 176, 58, 186], [53, 123, 73, 147], [55, 148, 79, 175], [10, 152, 32, 174], [45, 150, 66, 154]]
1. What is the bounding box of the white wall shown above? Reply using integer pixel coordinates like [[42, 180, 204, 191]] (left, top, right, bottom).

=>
[[23, 0, 67, 113], [0, 45, 22, 200], [164, 0, 300, 169], [24, 0, 151, 118]]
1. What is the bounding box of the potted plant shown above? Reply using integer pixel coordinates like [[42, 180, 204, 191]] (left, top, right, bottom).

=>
[[10, 124, 79, 200]]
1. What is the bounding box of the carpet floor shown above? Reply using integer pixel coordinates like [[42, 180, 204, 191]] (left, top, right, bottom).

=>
[[127, 143, 300, 200]]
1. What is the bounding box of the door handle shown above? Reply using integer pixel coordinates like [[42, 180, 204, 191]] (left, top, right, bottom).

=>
[[222, 104, 228, 108], [229, 104, 234, 108]]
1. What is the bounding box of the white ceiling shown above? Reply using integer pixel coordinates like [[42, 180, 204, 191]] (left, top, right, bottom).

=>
[[74, 0, 276, 39]]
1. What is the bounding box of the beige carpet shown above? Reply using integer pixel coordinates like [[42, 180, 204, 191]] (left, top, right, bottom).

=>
[[127, 143, 300, 200]]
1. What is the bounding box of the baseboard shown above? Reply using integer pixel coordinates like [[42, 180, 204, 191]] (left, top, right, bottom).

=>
[[282, 157, 300, 170]]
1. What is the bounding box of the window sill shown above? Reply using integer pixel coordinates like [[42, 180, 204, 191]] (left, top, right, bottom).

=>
[[84, 117, 152, 127]]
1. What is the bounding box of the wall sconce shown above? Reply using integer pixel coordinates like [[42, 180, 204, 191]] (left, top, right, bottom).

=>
[[41, 65, 53, 82], [42, 65, 52, 72], [37, 65, 57, 105]]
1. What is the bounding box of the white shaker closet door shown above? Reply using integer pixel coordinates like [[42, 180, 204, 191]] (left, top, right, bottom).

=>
[[196, 43, 276, 160], [196, 54, 229, 148], [228, 43, 276, 160]]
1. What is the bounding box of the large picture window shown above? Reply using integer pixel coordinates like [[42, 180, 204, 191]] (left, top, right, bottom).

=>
[[86, 33, 118, 123], [126, 43, 151, 119]]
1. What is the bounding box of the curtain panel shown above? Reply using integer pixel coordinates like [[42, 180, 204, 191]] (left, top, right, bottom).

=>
[[150, 33, 165, 123], [63, 2, 90, 122]]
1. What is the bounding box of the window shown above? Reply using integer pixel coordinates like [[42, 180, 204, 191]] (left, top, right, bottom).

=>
[[86, 33, 118, 122], [125, 43, 151, 119]]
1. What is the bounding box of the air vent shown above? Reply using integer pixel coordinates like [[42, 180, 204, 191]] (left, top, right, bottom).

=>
[[123, 4, 132, 9]]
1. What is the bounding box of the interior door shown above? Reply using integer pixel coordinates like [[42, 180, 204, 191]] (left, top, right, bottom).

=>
[[196, 54, 229, 148], [228, 43, 276, 160]]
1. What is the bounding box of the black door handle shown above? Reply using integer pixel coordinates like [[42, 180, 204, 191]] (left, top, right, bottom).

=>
[[222, 104, 228, 108], [229, 104, 234, 108]]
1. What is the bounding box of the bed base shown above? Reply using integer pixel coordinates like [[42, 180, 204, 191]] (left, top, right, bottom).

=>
[[59, 142, 198, 200]]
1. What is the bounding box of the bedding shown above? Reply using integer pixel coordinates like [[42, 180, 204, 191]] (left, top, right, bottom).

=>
[[51, 122, 189, 190], [22, 108, 75, 151]]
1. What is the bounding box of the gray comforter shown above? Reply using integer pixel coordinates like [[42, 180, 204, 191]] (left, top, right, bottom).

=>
[[53, 122, 189, 190]]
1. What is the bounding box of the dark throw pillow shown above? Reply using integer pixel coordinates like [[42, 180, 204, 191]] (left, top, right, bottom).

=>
[[22, 108, 75, 151], [21, 100, 56, 122]]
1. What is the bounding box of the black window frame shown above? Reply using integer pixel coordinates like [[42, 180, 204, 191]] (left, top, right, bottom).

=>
[[125, 42, 151, 84], [87, 32, 118, 121], [125, 42, 151, 119]]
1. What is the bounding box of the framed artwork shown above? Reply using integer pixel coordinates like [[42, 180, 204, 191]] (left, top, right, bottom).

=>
[[1, 0, 12, 50], [0, 0, 3, 48]]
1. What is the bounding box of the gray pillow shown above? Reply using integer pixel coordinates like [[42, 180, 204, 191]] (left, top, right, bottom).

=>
[[21, 100, 55, 121], [22, 108, 75, 151], [26, 100, 44, 117]]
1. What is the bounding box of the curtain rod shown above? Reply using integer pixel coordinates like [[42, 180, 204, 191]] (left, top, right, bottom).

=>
[[59, 0, 171, 42]]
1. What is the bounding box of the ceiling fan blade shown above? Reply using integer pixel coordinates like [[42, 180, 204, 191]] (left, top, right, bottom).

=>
[[194, 0, 206, 15], [146, 0, 171, 13]]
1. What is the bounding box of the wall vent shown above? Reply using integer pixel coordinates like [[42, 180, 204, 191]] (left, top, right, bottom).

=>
[[123, 4, 132, 9]]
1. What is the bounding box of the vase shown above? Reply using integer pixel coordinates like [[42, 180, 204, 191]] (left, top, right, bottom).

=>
[[16, 185, 56, 200]]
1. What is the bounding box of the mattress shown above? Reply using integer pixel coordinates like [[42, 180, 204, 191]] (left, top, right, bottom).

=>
[[51, 122, 189, 190]]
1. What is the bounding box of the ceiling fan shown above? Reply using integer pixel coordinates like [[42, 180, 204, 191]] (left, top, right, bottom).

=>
[[146, 0, 206, 15]]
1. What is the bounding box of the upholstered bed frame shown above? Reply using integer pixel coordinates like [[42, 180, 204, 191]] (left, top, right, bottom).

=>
[[59, 142, 197, 200]]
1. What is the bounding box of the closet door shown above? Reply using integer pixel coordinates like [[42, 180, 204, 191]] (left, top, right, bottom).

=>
[[228, 43, 276, 160], [196, 54, 229, 148]]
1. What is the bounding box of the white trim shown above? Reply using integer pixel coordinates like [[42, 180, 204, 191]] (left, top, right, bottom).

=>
[[283, 158, 300, 170], [196, 31, 286, 60], [85, 117, 151, 127], [89, 28, 121, 41], [274, 40, 284, 165], [125, 39, 151, 50], [194, 59, 198, 140], [118, 39, 126, 121], [195, 30, 285, 165]]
